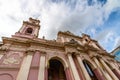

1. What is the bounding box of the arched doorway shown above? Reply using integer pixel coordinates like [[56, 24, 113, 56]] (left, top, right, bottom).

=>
[[83, 60, 98, 80], [48, 59, 67, 80]]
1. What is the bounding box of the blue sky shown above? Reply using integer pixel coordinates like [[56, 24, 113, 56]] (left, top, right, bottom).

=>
[[0, 0, 120, 52]]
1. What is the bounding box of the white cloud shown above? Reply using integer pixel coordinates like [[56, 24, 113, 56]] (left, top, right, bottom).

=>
[[103, 0, 120, 20], [113, 37, 120, 49], [38, 0, 120, 39], [0, 0, 120, 51]]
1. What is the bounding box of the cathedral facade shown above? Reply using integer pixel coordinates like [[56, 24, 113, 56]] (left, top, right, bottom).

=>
[[0, 18, 120, 80]]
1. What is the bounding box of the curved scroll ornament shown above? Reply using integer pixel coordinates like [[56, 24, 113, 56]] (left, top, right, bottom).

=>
[[3, 53, 23, 65]]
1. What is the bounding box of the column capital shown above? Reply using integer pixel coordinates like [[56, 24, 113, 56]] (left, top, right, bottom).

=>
[[90, 55, 97, 59], [75, 52, 80, 55], [67, 52, 72, 55], [67, 52, 80, 56], [35, 50, 40, 53], [26, 49, 35, 55], [91, 55, 102, 59], [107, 59, 115, 62], [26, 48, 35, 52], [40, 51, 47, 55], [0, 50, 6, 55]]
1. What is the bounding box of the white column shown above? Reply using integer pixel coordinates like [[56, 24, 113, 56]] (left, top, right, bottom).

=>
[[68, 54, 81, 80], [0, 54, 3, 59], [19, 26, 25, 33], [93, 57, 112, 80], [16, 51, 33, 80], [111, 62, 120, 71], [114, 63, 119, 69], [34, 28, 39, 37], [100, 59, 119, 80], [61, 37, 64, 42], [38, 53, 46, 80], [76, 55, 91, 80], [110, 62, 120, 76]]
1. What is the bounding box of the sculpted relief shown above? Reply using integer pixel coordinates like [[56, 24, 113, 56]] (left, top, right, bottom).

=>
[[2, 52, 23, 65]]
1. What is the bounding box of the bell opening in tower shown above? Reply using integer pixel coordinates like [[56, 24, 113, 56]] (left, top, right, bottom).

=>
[[26, 28, 33, 34]]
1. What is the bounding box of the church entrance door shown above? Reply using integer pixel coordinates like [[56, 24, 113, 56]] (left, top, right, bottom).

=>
[[48, 59, 67, 80]]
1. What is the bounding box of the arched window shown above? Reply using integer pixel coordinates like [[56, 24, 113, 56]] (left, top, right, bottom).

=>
[[83, 60, 98, 80], [26, 28, 33, 34]]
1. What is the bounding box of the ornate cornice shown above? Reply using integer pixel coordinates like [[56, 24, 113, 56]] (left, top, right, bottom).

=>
[[58, 31, 82, 39], [90, 55, 102, 59], [0, 47, 7, 51], [0, 42, 3, 46], [1, 32, 116, 59], [0, 65, 20, 69], [84, 44, 100, 51], [23, 21, 40, 28], [2, 37, 64, 49], [0, 44, 10, 51]]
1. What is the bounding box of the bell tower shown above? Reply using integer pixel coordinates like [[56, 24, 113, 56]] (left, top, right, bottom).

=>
[[12, 17, 40, 38]]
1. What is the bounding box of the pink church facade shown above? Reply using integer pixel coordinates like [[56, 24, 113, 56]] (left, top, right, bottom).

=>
[[0, 18, 120, 80]]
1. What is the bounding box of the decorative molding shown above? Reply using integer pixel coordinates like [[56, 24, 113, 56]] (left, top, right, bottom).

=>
[[2, 52, 23, 65], [0, 46, 8, 51]]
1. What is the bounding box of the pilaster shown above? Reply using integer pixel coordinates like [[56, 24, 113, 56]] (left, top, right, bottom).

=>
[[44, 67, 48, 80], [0, 54, 4, 60], [92, 57, 110, 80], [110, 62, 120, 79], [16, 51, 34, 80], [100, 59, 119, 80], [93, 68, 105, 80], [67, 53, 81, 80], [65, 67, 72, 80], [76, 54, 91, 80], [38, 51, 46, 80]]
